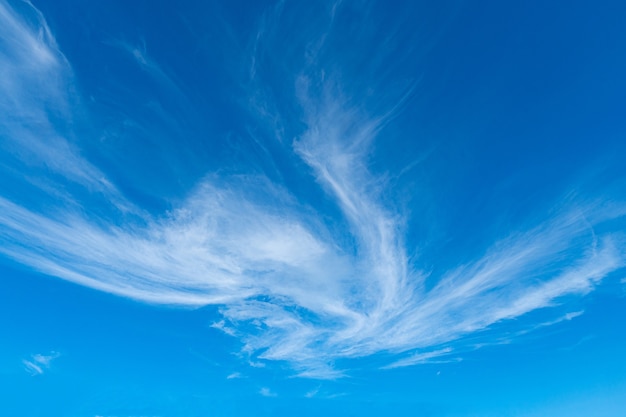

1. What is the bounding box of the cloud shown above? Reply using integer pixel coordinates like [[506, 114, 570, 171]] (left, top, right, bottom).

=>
[[106, 37, 186, 99], [248, 361, 266, 368], [1, 0, 625, 379], [259, 387, 277, 397], [226, 372, 243, 379], [305, 386, 320, 398], [22, 351, 60, 376], [22, 360, 43, 376], [382, 348, 455, 369], [210, 320, 237, 336], [0, 0, 131, 217]]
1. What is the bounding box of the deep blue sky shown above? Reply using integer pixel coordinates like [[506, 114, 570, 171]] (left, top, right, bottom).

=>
[[1, 0, 626, 415]]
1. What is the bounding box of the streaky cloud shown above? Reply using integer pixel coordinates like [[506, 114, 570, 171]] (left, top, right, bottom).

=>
[[22, 351, 60, 376], [0, 0, 132, 216], [382, 347, 456, 369], [1, 0, 625, 378]]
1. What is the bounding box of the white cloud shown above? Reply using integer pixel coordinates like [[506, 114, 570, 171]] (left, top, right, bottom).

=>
[[22, 351, 60, 376], [0, 0, 132, 215], [1, 0, 625, 379], [382, 348, 454, 369], [210, 320, 237, 336], [259, 387, 277, 397], [22, 360, 43, 376], [31, 353, 59, 367], [248, 361, 266, 368], [305, 386, 320, 398]]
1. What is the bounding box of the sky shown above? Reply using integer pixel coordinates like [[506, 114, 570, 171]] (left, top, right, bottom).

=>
[[1, 0, 626, 415]]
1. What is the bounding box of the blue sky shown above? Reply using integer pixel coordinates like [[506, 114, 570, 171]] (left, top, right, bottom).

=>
[[1, 0, 626, 415]]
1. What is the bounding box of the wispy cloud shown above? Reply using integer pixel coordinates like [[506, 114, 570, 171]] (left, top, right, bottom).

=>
[[1, 0, 625, 379], [382, 348, 456, 369], [22, 360, 43, 376], [210, 320, 237, 336], [259, 387, 277, 397], [0, 0, 131, 217], [107, 37, 186, 99], [22, 351, 60, 376], [304, 386, 321, 398]]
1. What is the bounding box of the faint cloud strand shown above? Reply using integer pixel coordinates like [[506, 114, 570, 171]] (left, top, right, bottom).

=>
[[22, 351, 60, 376], [259, 387, 277, 397], [0, 0, 132, 213]]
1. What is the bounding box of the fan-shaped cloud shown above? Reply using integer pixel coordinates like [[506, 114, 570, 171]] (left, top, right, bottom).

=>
[[1, 0, 624, 379]]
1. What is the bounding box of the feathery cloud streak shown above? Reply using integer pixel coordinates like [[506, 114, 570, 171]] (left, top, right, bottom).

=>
[[22, 351, 60, 376], [0, 0, 624, 378], [0, 0, 129, 216]]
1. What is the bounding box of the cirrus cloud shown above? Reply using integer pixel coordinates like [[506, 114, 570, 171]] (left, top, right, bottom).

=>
[[1, 0, 624, 379]]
